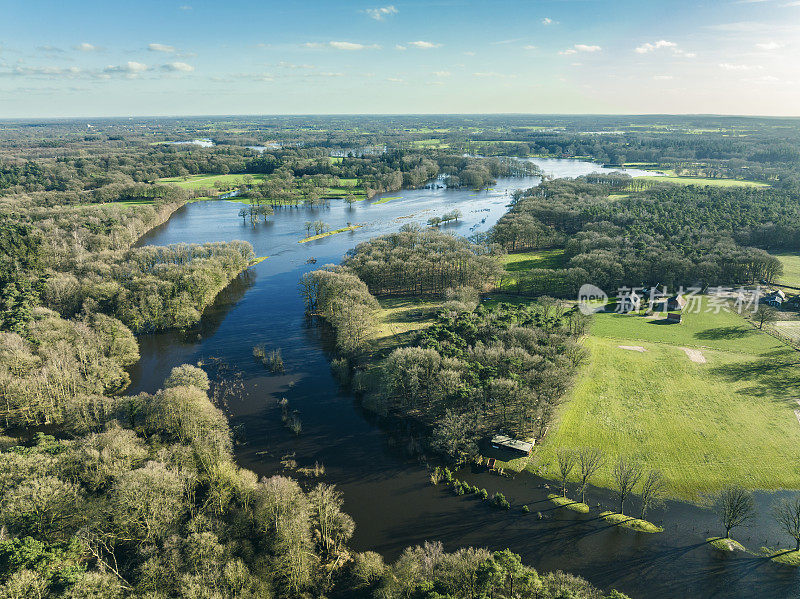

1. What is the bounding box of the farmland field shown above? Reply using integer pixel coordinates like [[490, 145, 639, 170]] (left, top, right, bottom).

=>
[[536, 298, 800, 499]]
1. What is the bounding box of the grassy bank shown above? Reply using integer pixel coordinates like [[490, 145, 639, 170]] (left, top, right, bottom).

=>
[[600, 511, 663, 533], [299, 224, 363, 243], [547, 494, 590, 513], [707, 537, 746, 552]]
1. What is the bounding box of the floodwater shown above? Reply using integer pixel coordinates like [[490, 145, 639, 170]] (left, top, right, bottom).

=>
[[128, 158, 800, 598]]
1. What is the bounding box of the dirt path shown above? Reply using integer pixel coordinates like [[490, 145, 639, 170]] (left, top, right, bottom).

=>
[[681, 348, 707, 363], [618, 345, 646, 352]]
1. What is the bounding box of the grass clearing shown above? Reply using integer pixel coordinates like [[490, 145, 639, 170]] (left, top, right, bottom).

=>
[[536, 297, 800, 500], [637, 175, 768, 188], [600, 511, 663, 533], [547, 494, 590, 513], [772, 252, 800, 288], [500, 250, 566, 289], [367, 296, 445, 354], [159, 173, 268, 190]]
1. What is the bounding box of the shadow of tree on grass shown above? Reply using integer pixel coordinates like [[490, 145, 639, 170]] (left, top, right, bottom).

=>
[[695, 326, 755, 341]]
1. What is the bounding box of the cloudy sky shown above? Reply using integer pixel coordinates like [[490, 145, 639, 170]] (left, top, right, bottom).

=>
[[1, 0, 799, 117]]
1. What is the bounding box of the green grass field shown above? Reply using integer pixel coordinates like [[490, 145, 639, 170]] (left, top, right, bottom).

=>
[[159, 173, 268, 189], [637, 175, 768, 188], [499, 250, 566, 289], [536, 298, 800, 500], [772, 252, 800, 288]]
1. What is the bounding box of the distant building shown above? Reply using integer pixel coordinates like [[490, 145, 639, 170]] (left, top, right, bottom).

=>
[[666, 312, 682, 323], [491, 434, 534, 456], [762, 289, 786, 307], [667, 294, 687, 311], [652, 294, 687, 313]]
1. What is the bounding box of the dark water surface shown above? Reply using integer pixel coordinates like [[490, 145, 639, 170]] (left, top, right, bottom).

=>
[[129, 158, 800, 598]]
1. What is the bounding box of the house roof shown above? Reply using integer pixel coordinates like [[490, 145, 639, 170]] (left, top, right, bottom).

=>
[[670, 294, 687, 307], [491, 434, 533, 453]]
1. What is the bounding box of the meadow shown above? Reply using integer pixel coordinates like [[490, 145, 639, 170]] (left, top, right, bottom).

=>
[[636, 175, 769, 188], [536, 299, 800, 500]]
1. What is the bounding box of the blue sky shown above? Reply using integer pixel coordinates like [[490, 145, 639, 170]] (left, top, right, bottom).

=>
[[1, 0, 799, 117]]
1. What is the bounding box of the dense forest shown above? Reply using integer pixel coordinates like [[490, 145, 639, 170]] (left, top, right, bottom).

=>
[[492, 178, 790, 296], [343, 227, 500, 296]]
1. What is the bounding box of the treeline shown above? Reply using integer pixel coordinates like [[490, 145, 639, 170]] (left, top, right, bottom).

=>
[[343, 227, 499, 296], [48, 241, 255, 332], [3, 199, 254, 333], [299, 266, 380, 356], [372, 302, 588, 459], [492, 179, 789, 296]]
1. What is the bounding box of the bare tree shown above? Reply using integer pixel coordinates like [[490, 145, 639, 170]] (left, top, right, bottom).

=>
[[612, 458, 642, 515], [715, 486, 755, 539], [556, 449, 577, 497], [640, 469, 666, 519], [773, 497, 800, 551], [576, 448, 604, 505]]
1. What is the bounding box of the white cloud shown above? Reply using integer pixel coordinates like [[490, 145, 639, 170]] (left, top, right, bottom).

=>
[[162, 61, 193, 72], [386, 77, 404, 82], [104, 61, 148, 74], [277, 61, 316, 69], [407, 40, 441, 49], [433, 70, 451, 77], [307, 41, 380, 50], [37, 45, 64, 53], [719, 62, 763, 70], [473, 71, 516, 78], [635, 40, 676, 53], [523, 45, 537, 51], [635, 40, 695, 58], [149, 43, 176, 53], [559, 44, 601, 55], [74, 43, 97, 52], [395, 44, 407, 51], [463, 51, 476, 56], [756, 41, 782, 50], [366, 5, 397, 20], [541, 17, 554, 25], [653, 75, 674, 80], [2, 65, 81, 78]]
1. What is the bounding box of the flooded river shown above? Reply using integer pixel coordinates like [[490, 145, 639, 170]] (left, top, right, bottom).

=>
[[128, 158, 800, 598]]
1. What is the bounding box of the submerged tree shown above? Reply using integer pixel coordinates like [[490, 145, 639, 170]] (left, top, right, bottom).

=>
[[612, 458, 642, 516], [556, 449, 577, 498], [639, 469, 666, 520], [773, 497, 800, 551], [576, 448, 604, 505], [715, 485, 755, 539]]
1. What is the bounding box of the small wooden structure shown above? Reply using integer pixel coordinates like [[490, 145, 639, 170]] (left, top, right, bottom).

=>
[[491, 434, 534, 456], [667, 294, 687, 311], [666, 312, 682, 323]]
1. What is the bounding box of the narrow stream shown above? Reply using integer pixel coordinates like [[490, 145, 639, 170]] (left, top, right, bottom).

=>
[[128, 158, 800, 598]]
